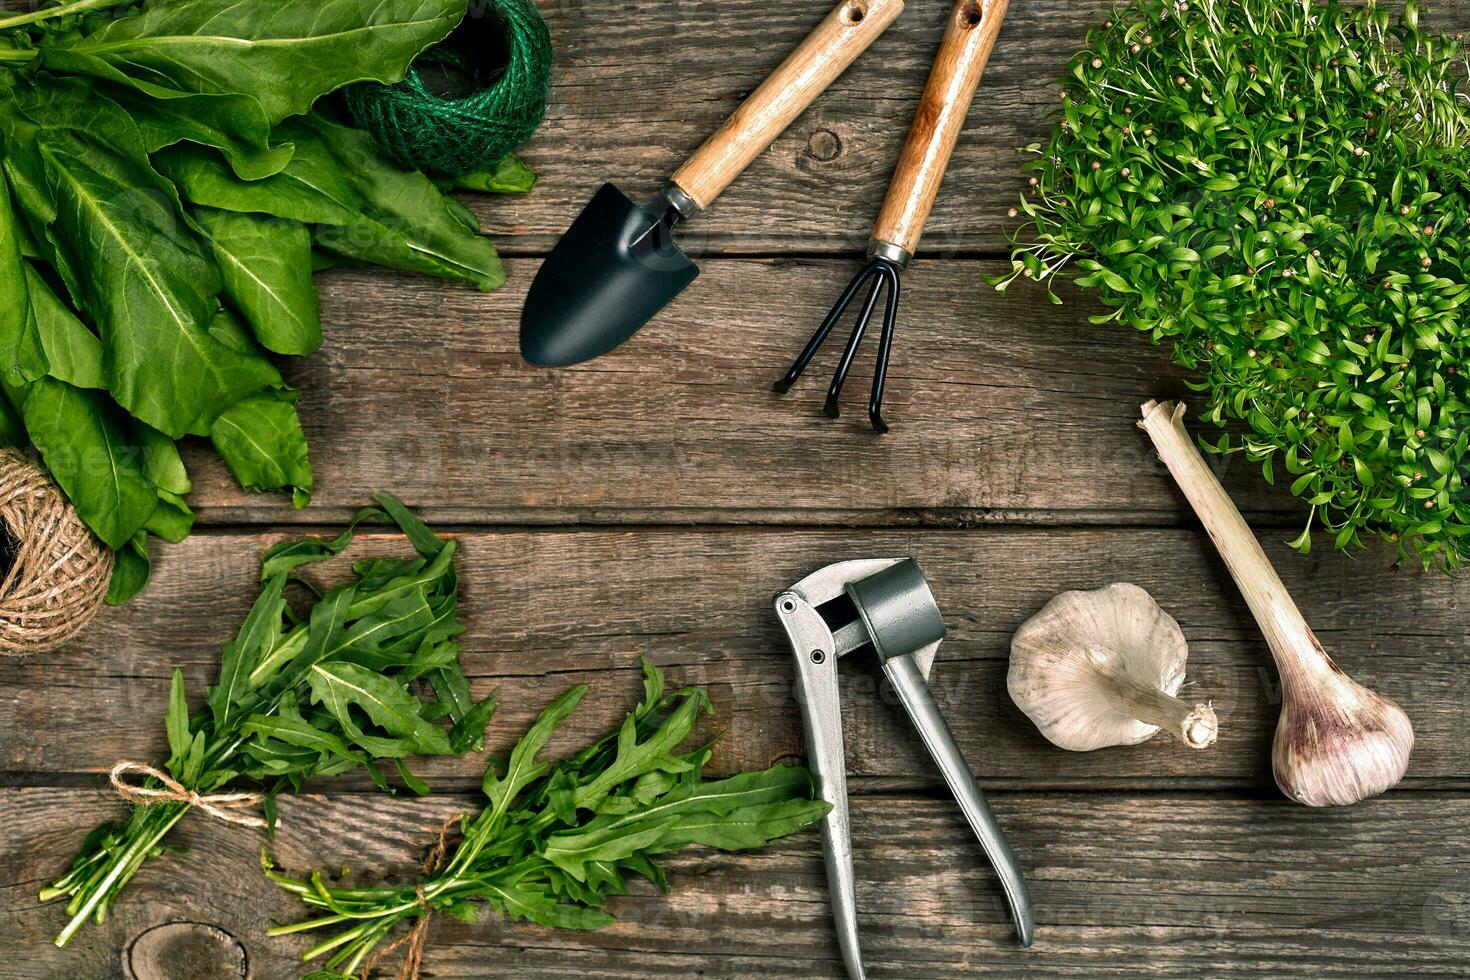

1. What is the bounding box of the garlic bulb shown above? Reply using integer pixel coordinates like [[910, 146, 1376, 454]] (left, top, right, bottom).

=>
[[1139, 400, 1414, 806], [1009, 583, 1218, 751]]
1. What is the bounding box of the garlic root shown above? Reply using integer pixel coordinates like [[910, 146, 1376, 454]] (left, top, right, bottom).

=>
[[1139, 400, 1413, 806], [1086, 658, 1219, 749]]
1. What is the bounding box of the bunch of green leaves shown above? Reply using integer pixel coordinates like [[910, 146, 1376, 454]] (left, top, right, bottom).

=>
[[40, 493, 498, 947], [995, 0, 1470, 567], [0, 0, 532, 602], [265, 659, 830, 980]]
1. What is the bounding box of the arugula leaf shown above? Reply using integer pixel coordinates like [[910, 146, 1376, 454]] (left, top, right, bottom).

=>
[[481, 881, 615, 931], [241, 712, 371, 772], [164, 668, 190, 775], [308, 661, 454, 757], [42, 0, 467, 125], [267, 663, 828, 977], [45, 500, 491, 944], [544, 768, 819, 880], [653, 797, 833, 852], [482, 685, 588, 823]]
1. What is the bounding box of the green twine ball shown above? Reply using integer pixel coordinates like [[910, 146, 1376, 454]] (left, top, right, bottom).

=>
[[345, 0, 552, 177]]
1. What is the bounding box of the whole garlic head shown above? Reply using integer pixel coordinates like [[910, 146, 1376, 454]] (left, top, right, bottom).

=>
[[1009, 583, 1217, 752], [1272, 634, 1415, 807]]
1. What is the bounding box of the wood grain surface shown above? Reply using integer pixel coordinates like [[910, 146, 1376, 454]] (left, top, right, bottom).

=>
[[179, 257, 1292, 527], [7, 0, 1470, 977], [2, 528, 1466, 788], [485, 0, 1470, 254], [4, 790, 1468, 978]]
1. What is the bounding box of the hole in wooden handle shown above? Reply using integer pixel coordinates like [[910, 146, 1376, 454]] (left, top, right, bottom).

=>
[[960, 0, 984, 28], [842, 2, 868, 25]]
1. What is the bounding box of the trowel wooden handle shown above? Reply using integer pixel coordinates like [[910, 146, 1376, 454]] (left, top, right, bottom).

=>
[[871, 0, 1008, 257], [670, 0, 904, 211]]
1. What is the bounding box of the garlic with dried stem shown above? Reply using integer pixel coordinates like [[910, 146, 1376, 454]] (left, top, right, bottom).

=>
[[1139, 400, 1414, 806], [1009, 583, 1218, 751]]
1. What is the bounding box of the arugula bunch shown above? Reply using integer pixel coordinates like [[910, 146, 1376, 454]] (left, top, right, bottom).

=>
[[997, 0, 1470, 568], [0, 0, 527, 601], [40, 494, 497, 947], [266, 660, 830, 980]]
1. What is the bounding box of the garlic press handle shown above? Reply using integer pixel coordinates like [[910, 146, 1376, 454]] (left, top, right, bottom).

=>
[[777, 592, 866, 980], [883, 655, 1035, 947]]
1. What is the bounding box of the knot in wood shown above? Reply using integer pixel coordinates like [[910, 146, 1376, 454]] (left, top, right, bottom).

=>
[[126, 922, 248, 980], [803, 127, 844, 163]]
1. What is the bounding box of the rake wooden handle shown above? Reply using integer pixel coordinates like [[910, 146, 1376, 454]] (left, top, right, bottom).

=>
[[671, 0, 904, 211], [871, 0, 1008, 257]]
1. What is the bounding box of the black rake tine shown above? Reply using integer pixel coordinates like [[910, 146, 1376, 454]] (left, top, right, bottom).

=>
[[868, 264, 901, 434], [774, 264, 878, 394], [823, 274, 886, 419]]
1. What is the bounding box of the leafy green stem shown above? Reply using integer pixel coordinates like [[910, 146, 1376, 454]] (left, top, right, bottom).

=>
[[53, 803, 189, 947], [0, 0, 128, 30]]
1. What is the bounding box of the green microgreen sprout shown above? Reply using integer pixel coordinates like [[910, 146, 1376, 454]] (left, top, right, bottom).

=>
[[995, 0, 1470, 569]]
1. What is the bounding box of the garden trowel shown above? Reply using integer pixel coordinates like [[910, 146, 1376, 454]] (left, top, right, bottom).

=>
[[520, 0, 905, 367]]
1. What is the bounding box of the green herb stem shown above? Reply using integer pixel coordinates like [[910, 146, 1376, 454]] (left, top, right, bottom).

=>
[[0, 0, 129, 30], [0, 48, 38, 63], [54, 803, 189, 947]]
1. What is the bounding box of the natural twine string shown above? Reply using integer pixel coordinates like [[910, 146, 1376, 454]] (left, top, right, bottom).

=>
[[345, 0, 553, 176], [360, 812, 464, 980], [109, 762, 268, 829], [0, 449, 112, 656]]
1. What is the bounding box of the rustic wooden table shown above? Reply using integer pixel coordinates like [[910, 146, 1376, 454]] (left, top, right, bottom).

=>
[[6, 1, 1470, 977]]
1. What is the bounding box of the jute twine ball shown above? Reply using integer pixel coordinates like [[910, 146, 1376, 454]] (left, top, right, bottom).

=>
[[0, 450, 113, 655]]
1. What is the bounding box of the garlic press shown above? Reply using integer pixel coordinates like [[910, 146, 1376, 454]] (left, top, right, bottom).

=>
[[775, 558, 1034, 978]]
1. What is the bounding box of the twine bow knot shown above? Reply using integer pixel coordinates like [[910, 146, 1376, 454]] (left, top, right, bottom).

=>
[[359, 812, 463, 980], [108, 762, 268, 829]]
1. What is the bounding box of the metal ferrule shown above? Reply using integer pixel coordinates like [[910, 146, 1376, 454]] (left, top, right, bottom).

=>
[[866, 240, 913, 269], [662, 182, 703, 220]]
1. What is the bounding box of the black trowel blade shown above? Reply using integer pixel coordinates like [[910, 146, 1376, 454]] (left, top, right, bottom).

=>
[[520, 183, 700, 367]]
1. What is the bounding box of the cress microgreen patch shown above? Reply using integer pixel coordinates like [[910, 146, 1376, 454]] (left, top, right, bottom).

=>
[[995, 0, 1470, 568]]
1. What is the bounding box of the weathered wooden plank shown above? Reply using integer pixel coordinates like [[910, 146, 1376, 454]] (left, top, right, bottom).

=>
[[179, 258, 1303, 526], [478, 0, 1470, 254], [3, 527, 1464, 786], [3, 790, 1467, 978]]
